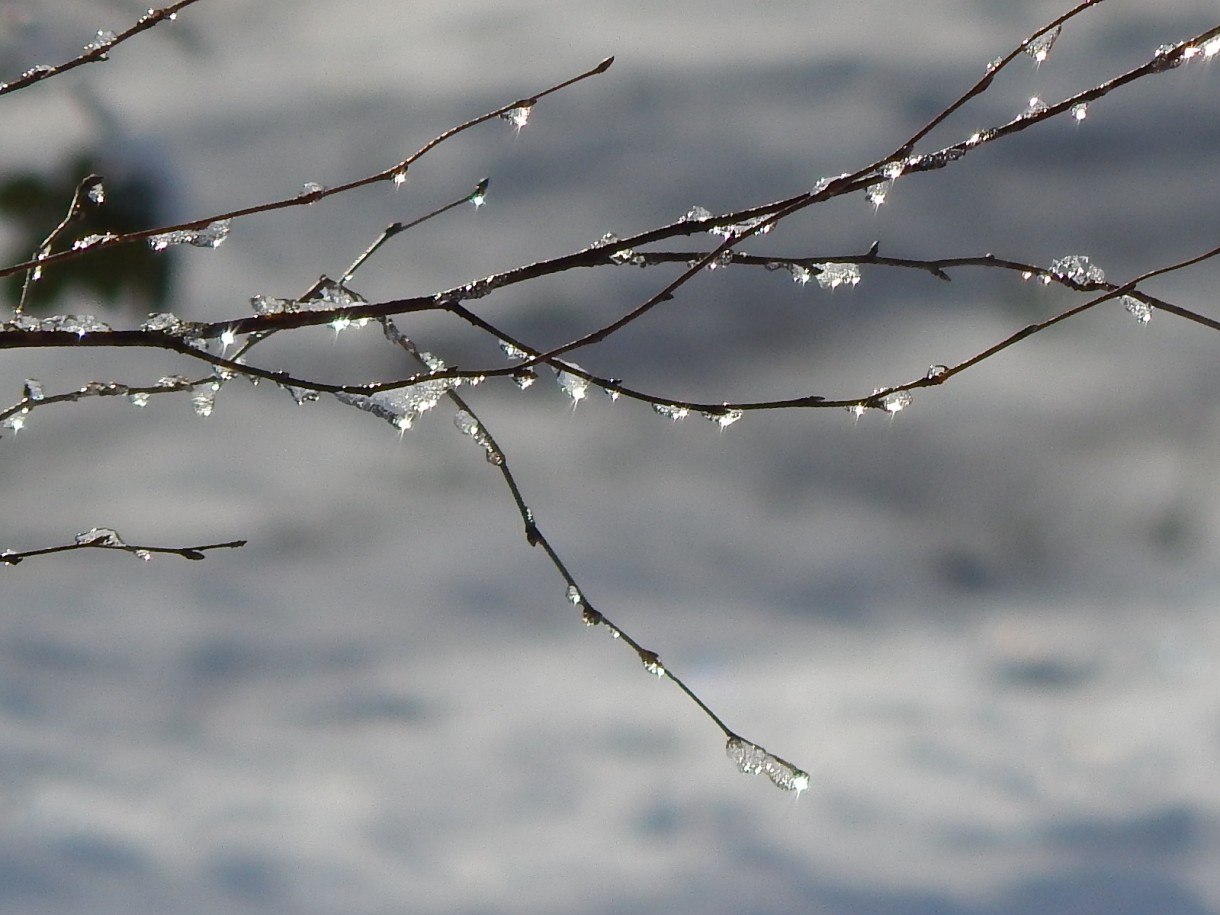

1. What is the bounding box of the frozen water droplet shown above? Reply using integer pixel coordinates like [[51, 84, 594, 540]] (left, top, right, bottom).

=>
[[785, 264, 813, 285], [500, 341, 529, 361], [73, 232, 116, 250], [865, 180, 892, 208], [86, 181, 106, 205], [1203, 36, 1220, 59], [1153, 43, 1186, 69], [1025, 25, 1061, 65], [880, 390, 912, 414], [814, 262, 861, 290], [21, 64, 54, 80], [554, 363, 590, 405], [1122, 295, 1153, 325], [652, 403, 689, 421], [391, 169, 408, 188], [1070, 102, 1088, 122], [454, 409, 480, 437], [702, 407, 743, 428], [148, 219, 230, 251], [42, 314, 112, 336], [418, 351, 446, 372], [299, 181, 325, 198], [710, 215, 772, 239], [75, 527, 124, 547], [684, 205, 712, 222], [986, 56, 1004, 74], [1, 409, 29, 433], [22, 379, 44, 401], [565, 584, 583, 605], [640, 651, 666, 677], [1024, 97, 1048, 117], [1050, 254, 1104, 284], [251, 294, 293, 316], [141, 312, 188, 334], [83, 29, 116, 56], [156, 375, 191, 389], [284, 384, 319, 405], [845, 403, 868, 421], [128, 391, 151, 407], [725, 737, 809, 793], [882, 161, 905, 181], [512, 368, 538, 389], [582, 606, 604, 627], [500, 102, 534, 130], [191, 391, 215, 417]]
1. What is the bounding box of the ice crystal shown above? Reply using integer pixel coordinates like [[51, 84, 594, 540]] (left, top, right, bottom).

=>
[[1, 409, 28, 433], [284, 384, 319, 405], [554, 363, 590, 405], [73, 232, 116, 250], [22, 379, 44, 401], [1051, 254, 1104, 284], [141, 313, 185, 333], [880, 390, 912, 414], [640, 652, 666, 677], [42, 315, 111, 335], [1122, 295, 1153, 325], [865, 180, 892, 208], [75, 527, 124, 547], [83, 29, 116, 55], [786, 264, 813, 285], [500, 341, 529, 361], [1024, 96, 1049, 116], [148, 219, 230, 251], [1025, 25, 1061, 64], [335, 378, 454, 433], [251, 294, 293, 316], [814, 262, 861, 290], [684, 205, 712, 222], [726, 737, 810, 793], [702, 407, 744, 428], [710, 215, 772, 239], [652, 403, 689, 421], [191, 390, 215, 417], [500, 103, 533, 130]]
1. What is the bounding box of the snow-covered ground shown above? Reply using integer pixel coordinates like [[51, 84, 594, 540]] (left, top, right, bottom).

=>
[[2, 1, 1219, 912]]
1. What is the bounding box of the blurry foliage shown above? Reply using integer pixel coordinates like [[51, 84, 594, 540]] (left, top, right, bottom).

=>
[[0, 152, 171, 313]]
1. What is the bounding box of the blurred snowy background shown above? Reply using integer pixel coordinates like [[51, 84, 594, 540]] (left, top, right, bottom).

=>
[[2, 0, 1219, 912]]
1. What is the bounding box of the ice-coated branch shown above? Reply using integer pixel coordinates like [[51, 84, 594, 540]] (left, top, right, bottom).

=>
[[0, 0, 202, 98], [0, 58, 613, 282], [1, 528, 246, 565]]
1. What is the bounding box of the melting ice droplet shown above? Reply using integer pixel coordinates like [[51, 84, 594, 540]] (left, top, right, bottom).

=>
[[1050, 254, 1104, 284], [500, 102, 533, 130], [726, 737, 809, 794], [1024, 25, 1061, 64], [1122, 295, 1153, 325], [814, 262, 861, 290], [148, 220, 231, 251]]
